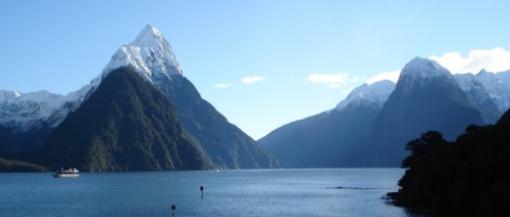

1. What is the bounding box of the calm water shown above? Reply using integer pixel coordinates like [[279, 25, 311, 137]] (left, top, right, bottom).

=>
[[0, 169, 425, 217]]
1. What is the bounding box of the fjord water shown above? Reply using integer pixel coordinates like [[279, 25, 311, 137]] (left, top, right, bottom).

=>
[[0, 169, 424, 217]]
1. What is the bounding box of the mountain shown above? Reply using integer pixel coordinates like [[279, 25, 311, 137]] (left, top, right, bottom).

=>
[[0, 90, 81, 152], [335, 80, 396, 110], [474, 70, 510, 111], [389, 108, 510, 217], [455, 73, 501, 123], [261, 57, 503, 168], [496, 70, 510, 90], [259, 80, 395, 167], [1, 25, 276, 170], [455, 70, 510, 123], [0, 75, 98, 153], [35, 68, 212, 171], [103, 25, 277, 169], [369, 57, 484, 166]]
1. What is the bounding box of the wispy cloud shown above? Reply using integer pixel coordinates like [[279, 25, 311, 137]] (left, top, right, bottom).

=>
[[241, 75, 266, 84], [366, 70, 400, 84], [213, 82, 232, 88], [307, 73, 358, 88], [430, 47, 510, 74]]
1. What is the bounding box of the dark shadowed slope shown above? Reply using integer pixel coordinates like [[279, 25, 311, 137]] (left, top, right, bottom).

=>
[[102, 25, 277, 169], [159, 75, 278, 169], [369, 57, 484, 166], [1, 25, 277, 170], [260, 81, 395, 167], [36, 67, 212, 171], [0, 126, 53, 153], [0, 157, 46, 172], [260, 105, 379, 168]]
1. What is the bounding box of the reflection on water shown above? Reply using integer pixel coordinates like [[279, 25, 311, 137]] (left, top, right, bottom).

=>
[[0, 168, 428, 217]]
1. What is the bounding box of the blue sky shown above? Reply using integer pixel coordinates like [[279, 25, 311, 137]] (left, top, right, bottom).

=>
[[1, 0, 510, 139]]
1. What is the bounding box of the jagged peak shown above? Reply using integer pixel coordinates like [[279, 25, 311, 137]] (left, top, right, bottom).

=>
[[335, 80, 396, 110], [133, 25, 165, 46], [478, 69, 489, 75], [103, 24, 183, 83], [401, 57, 450, 78], [395, 57, 457, 92], [0, 25, 184, 132], [0, 89, 63, 102], [476, 69, 497, 79]]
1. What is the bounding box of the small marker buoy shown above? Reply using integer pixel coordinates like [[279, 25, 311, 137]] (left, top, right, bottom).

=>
[[170, 204, 176, 216], [200, 185, 204, 199]]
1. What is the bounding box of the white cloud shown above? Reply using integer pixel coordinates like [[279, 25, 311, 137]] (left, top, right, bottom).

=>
[[241, 75, 266, 84], [430, 47, 510, 74], [307, 73, 358, 88], [213, 82, 231, 88], [366, 70, 401, 84]]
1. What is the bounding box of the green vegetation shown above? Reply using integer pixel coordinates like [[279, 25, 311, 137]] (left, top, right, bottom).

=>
[[36, 67, 212, 171], [161, 75, 278, 169], [389, 109, 510, 217], [0, 66, 277, 171], [0, 157, 47, 172]]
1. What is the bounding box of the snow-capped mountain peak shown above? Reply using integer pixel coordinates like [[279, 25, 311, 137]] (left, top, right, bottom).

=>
[[473, 70, 510, 112], [0, 89, 75, 131], [0, 85, 101, 132], [400, 57, 450, 78], [104, 25, 182, 83], [453, 69, 510, 122], [397, 57, 455, 92], [1, 25, 183, 133], [335, 80, 396, 110], [134, 25, 166, 47]]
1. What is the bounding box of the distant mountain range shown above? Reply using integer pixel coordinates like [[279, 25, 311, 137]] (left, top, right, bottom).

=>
[[2, 25, 509, 170], [455, 70, 510, 123], [0, 25, 277, 171], [259, 80, 395, 167], [260, 57, 510, 167]]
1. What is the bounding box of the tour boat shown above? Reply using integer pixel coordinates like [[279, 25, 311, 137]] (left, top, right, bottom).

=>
[[53, 168, 79, 178]]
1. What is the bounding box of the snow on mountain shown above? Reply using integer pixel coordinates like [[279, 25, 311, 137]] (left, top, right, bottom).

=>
[[455, 70, 510, 113], [476, 70, 510, 112], [335, 80, 395, 110], [103, 24, 182, 83], [455, 73, 479, 91], [397, 57, 510, 115], [0, 90, 20, 102], [0, 90, 67, 131], [398, 57, 454, 90], [496, 70, 510, 87], [0, 85, 96, 132], [401, 57, 451, 78], [0, 25, 180, 132], [455, 73, 501, 123]]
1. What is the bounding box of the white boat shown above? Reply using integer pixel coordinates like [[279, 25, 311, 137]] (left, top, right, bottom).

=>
[[53, 168, 79, 178]]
